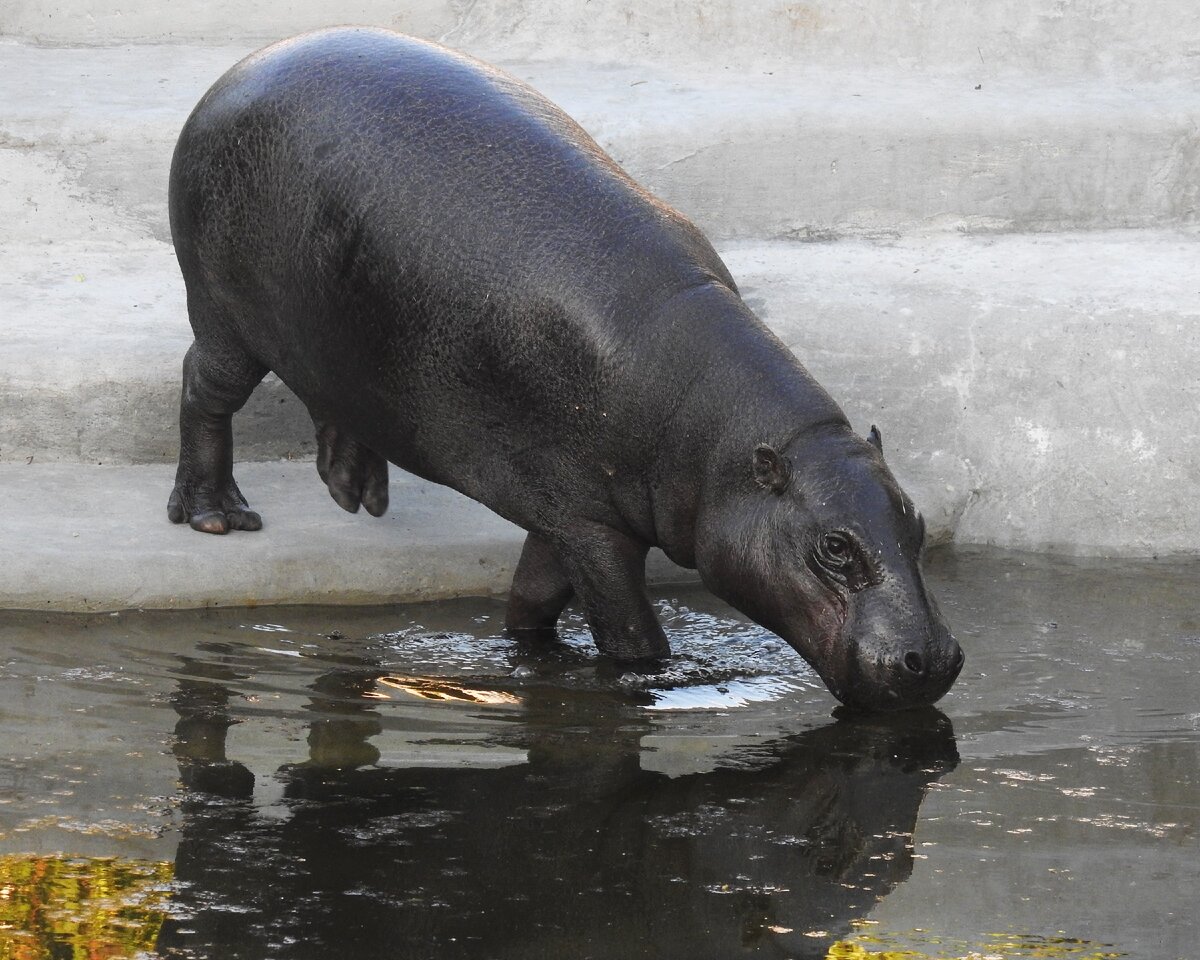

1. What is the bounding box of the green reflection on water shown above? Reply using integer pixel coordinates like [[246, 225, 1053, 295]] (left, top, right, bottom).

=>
[[0, 854, 173, 959]]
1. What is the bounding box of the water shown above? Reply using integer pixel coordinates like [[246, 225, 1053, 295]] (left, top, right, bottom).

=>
[[0, 547, 1196, 959]]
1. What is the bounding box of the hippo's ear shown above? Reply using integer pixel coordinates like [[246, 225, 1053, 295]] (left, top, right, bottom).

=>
[[867, 424, 883, 454], [752, 444, 792, 494]]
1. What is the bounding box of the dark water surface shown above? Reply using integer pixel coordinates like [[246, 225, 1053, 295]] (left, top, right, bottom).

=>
[[0, 548, 1196, 959]]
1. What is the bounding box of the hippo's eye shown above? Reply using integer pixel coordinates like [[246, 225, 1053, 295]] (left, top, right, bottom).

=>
[[820, 532, 853, 568], [813, 531, 874, 590]]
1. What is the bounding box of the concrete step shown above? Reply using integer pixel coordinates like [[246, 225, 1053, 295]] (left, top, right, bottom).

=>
[[0, 460, 696, 613], [3, 41, 1197, 248], [0, 238, 314, 465], [4, 1, 1198, 82], [727, 229, 1200, 557], [3, 229, 1197, 557]]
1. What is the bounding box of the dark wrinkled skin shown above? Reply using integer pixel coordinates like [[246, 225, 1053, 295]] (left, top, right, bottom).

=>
[[167, 27, 963, 711]]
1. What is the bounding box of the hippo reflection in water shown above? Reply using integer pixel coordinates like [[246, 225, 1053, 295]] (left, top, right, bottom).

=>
[[168, 28, 963, 711], [158, 649, 959, 959]]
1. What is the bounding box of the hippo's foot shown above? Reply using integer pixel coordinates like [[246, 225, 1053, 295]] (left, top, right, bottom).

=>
[[315, 420, 389, 516], [168, 479, 262, 534], [170, 338, 267, 535]]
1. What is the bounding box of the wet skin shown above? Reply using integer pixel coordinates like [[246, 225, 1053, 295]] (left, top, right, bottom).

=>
[[167, 27, 963, 710]]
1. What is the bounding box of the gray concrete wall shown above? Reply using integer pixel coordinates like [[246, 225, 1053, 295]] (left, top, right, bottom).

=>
[[448, 0, 1200, 80], [1, 0, 1198, 572], [6, 1, 1200, 81], [5, 44, 1195, 256], [726, 233, 1200, 557]]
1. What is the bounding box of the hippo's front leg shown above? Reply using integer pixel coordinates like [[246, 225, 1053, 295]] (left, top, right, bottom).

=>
[[555, 522, 670, 662]]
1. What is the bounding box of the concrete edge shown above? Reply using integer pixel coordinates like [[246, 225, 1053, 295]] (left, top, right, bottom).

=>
[[0, 461, 698, 614], [0, 454, 967, 614]]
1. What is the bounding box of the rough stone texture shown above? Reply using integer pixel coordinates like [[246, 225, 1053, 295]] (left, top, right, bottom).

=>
[[0, 240, 316, 465], [0, 1, 463, 47], [445, 0, 1200, 80]]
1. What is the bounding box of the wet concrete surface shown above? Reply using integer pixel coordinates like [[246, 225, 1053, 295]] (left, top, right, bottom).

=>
[[0, 547, 1196, 959]]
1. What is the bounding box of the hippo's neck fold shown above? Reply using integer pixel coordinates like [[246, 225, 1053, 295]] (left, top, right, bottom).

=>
[[642, 282, 849, 566]]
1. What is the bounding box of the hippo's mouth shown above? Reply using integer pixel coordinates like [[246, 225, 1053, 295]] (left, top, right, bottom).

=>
[[819, 643, 965, 713]]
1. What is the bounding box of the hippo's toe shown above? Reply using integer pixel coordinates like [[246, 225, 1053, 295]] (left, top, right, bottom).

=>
[[168, 480, 262, 534]]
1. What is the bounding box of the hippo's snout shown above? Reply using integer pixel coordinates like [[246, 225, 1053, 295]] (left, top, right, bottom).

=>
[[897, 635, 964, 685], [892, 633, 965, 704], [835, 632, 964, 713]]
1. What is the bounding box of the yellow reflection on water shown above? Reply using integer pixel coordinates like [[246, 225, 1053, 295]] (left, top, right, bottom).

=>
[[376, 675, 521, 706], [0, 854, 173, 959], [828, 930, 1124, 959]]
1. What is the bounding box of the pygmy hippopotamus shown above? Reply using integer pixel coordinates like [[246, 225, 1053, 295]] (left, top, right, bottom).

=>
[[167, 27, 963, 711]]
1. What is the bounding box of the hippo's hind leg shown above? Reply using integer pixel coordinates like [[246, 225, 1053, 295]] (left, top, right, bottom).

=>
[[506, 533, 575, 635], [313, 419, 389, 517], [168, 339, 266, 534]]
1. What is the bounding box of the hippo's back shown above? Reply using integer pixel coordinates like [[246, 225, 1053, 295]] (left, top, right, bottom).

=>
[[169, 27, 735, 508], [170, 27, 729, 334]]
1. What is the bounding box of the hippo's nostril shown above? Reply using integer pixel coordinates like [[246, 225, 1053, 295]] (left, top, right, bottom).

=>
[[953, 647, 965, 670], [903, 651, 925, 676]]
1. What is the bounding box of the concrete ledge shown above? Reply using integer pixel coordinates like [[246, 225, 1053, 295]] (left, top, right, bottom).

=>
[[3, 229, 1197, 557], [724, 230, 1200, 557], [4, 1, 1198, 83], [0, 460, 697, 613], [3, 41, 1198, 248], [0, 239, 316, 465], [0, 456, 962, 614], [1, 460, 523, 612]]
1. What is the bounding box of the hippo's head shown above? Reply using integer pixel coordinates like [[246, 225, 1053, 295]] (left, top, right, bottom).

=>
[[696, 425, 963, 712]]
